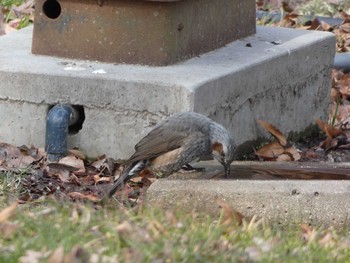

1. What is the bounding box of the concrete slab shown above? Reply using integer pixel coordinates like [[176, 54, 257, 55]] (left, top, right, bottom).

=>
[[0, 26, 335, 158], [147, 161, 350, 228]]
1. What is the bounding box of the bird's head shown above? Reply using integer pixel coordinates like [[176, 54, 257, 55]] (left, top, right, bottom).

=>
[[209, 123, 236, 177]]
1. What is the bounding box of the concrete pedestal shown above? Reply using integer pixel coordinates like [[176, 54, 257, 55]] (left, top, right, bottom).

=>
[[0, 26, 335, 158]]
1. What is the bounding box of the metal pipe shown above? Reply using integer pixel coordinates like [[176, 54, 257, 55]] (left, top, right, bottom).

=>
[[334, 53, 350, 73], [45, 104, 79, 162]]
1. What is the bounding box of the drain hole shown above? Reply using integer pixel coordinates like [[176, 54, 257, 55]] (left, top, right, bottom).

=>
[[43, 0, 62, 19], [48, 105, 85, 134], [68, 105, 85, 134]]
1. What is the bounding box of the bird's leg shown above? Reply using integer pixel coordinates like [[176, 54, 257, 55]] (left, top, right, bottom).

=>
[[224, 165, 231, 178], [178, 163, 205, 173]]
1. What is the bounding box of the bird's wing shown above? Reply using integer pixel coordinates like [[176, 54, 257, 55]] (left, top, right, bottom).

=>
[[126, 123, 207, 165]]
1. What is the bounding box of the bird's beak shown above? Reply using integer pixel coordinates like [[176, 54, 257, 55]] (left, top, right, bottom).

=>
[[224, 164, 230, 178]]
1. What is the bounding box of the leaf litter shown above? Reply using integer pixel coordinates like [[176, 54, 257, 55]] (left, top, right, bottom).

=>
[[0, 144, 150, 207]]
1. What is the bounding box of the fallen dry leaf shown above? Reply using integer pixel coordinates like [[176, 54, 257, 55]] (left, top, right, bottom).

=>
[[0, 222, 19, 239], [0, 202, 18, 223], [257, 120, 287, 146], [165, 210, 178, 226], [68, 192, 101, 202], [91, 155, 107, 170], [216, 199, 243, 226], [276, 153, 292, 161], [59, 155, 85, 173], [283, 146, 301, 161], [13, 0, 35, 15], [93, 175, 111, 184], [47, 247, 64, 263], [256, 141, 284, 159], [300, 224, 317, 243], [319, 232, 335, 248], [53, 169, 71, 183], [116, 221, 133, 233], [0, 142, 36, 168], [320, 137, 339, 151], [19, 250, 51, 263], [316, 119, 344, 138], [330, 87, 341, 102], [68, 149, 86, 160]]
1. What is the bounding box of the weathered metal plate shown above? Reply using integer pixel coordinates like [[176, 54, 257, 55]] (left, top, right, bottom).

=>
[[32, 0, 256, 65]]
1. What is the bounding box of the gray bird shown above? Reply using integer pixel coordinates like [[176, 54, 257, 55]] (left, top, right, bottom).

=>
[[107, 111, 236, 198]]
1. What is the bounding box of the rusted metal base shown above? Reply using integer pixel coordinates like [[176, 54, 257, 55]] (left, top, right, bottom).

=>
[[32, 0, 256, 65]]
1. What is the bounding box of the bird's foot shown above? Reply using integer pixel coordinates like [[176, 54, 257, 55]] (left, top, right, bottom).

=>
[[178, 164, 205, 174]]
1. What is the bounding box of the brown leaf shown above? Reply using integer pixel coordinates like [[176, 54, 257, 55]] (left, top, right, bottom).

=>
[[256, 142, 284, 159], [116, 221, 133, 233], [47, 247, 65, 263], [0, 202, 18, 223], [59, 156, 85, 173], [338, 78, 350, 97], [300, 224, 317, 243], [320, 20, 333, 31], [319, 232, 335, 248], [165, 210, 178, 226], [329, 103, 350, 130], [320, 137, 339, 151], [52, 169, 71, 183], [91, 155, 107, 170], [309, 19, 321, 30], [302, 150, 319, 160], [0, 222, 19, 239], [93, 175, 111, 184], [0, 142, 35, 168], [90, 155, 120, 176], [13, 0, 34, 15], [340, 10, 350, 22], [325, 123, 344, 138], [67, 149, 86, 160], [276, 153, 292, 162], [257, 120, 287, 146], [19, 250, 51, 263], [330, 87, 341, 102], [68, 192, 101, 202], [6, 155, 36, 168], [283, 146, 301, 161], [216, 199, 243, 226], [316, 119, 327, 133], [316, 119, 344, 138]]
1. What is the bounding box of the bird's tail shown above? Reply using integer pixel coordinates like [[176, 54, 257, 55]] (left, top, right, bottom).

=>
[[107, 160, 146, 198]]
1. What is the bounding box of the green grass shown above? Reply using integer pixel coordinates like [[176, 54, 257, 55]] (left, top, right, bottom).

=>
[[1, 195, 350, 262], [297, 0, 350, 17], [0, 168, 30, 201], [0, 0, 26, 9], [1, 169, 350, 262], [1, 0, 33, 30]]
